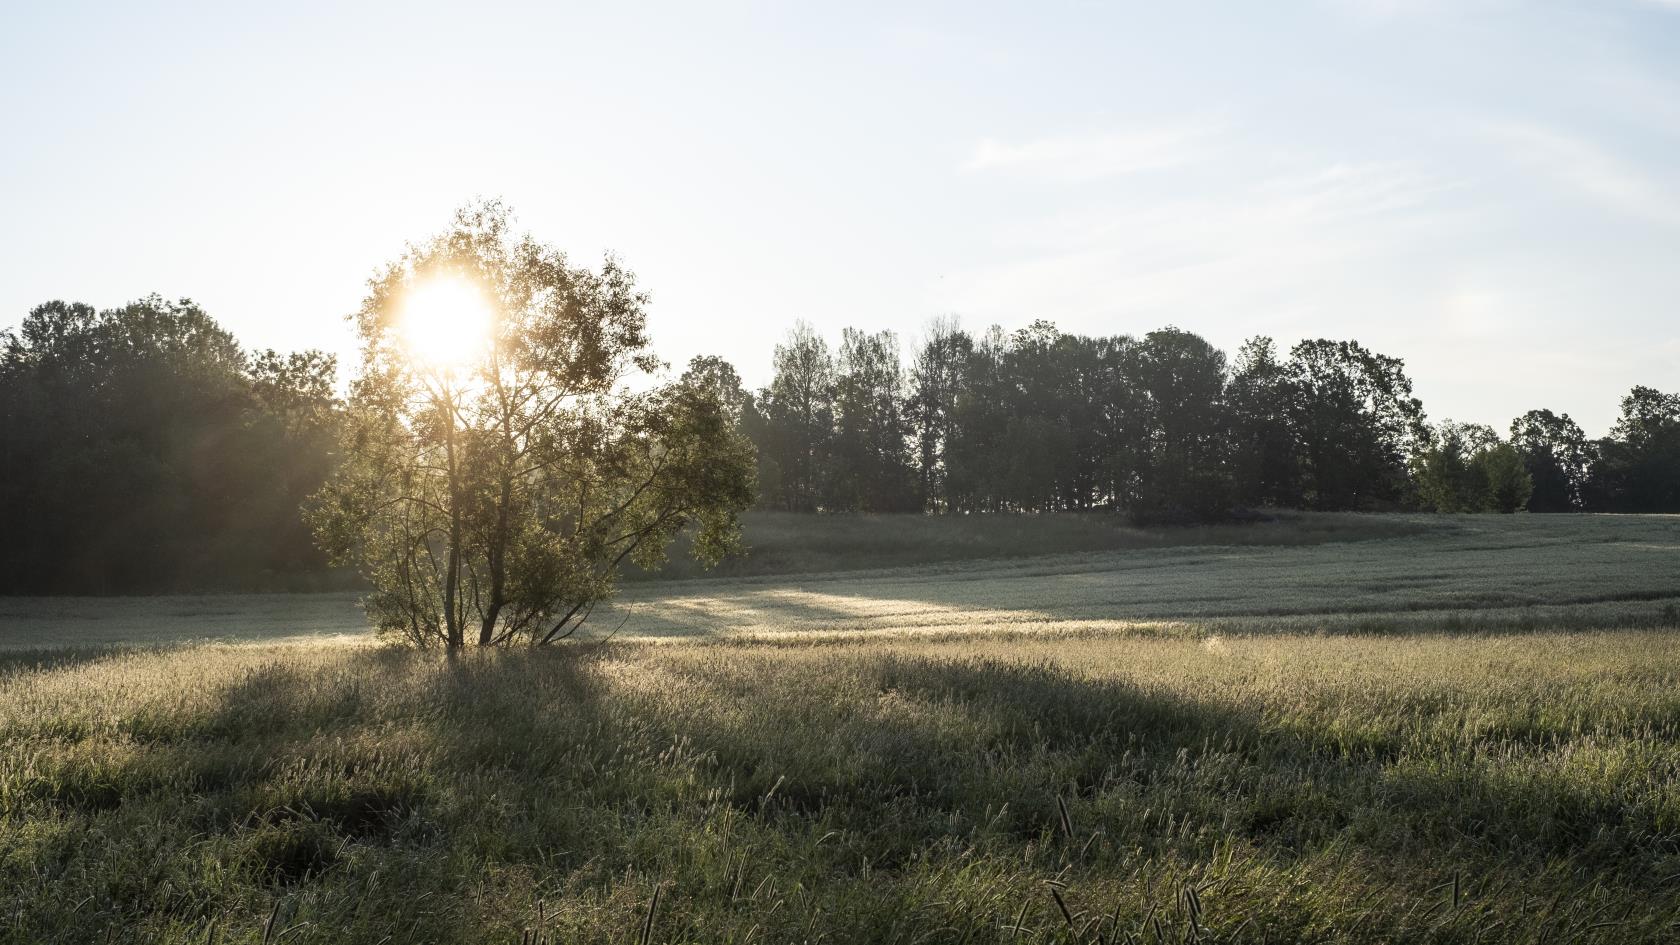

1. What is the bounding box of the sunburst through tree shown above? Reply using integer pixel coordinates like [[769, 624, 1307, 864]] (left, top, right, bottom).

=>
[[309, 200, 756, 648]]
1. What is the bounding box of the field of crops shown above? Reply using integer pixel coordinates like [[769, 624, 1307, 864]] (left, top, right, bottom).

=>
[[1, 513, 1678, 943]]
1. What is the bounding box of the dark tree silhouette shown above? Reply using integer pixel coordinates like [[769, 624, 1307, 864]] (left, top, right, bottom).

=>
[[1509, 409, 1593, 511], [1413, 422, 1532, 513], [1131, 328, 1230, 520], [0, 297, 338, 593], [1284, 340, 1426, 510], [755, 322, 836, 512], [906, 317, 971, 511], [1227, 337, 1302, 508], [831, 328, 920, 512], [1588, 387, 1680, 512], [742, 322, 1463, 519]]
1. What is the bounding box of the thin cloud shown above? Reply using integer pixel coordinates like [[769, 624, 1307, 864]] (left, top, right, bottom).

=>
[[1484, 121, 1680, 227], [963, 121, 1225, 181], [1319, 0, 1495, 21], [1585, 66, 1680, 137], [935, 160, 1454, 327]]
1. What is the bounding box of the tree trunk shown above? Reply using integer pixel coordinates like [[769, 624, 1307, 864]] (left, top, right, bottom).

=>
[[479, 469, 512, 645], [442, 389, 463, 649]]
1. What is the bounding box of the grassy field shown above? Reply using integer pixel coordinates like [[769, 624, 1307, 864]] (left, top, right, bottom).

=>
[[630, 509, 1443, 581], [1, 513, 1679, 942], [3, 513, 1675, 648], [3, 632, 1679, 943]]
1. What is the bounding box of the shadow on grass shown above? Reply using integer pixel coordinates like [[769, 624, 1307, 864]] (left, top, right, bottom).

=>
[[139, 645, 1680, 876], [16, 641, 1676, 942]]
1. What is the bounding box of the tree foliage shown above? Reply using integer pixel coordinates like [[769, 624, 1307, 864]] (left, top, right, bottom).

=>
[[750, 322, 1440, 517], [9, 279, 1680, 602], [753, 322, 835, 513], [1414, 422, 1532, 513], [1588, 387, 1680, 513], [0, 297, 338, 593], [1284, 340, 1426, 511], [1509, 409, 1593, 511], [831, 328, 920, 512], [906, 316, 971, 511], [1226, 337, 1301, 508], [308, 202, 755, 648]]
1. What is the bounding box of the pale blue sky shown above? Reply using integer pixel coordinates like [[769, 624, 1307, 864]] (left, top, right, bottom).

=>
[[3, 1, 1677, 434]]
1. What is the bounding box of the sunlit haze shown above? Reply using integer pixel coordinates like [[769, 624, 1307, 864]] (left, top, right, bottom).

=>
[[399, 275, 495, 371], [4, 1, 1679, 433], [5, 5, 1680, 935]]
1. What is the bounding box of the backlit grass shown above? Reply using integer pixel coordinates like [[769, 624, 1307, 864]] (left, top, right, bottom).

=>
[[3, 629, 1678, 943]]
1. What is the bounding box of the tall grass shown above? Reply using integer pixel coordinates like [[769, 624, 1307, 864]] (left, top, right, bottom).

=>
[[3, 630, 1677, 942]]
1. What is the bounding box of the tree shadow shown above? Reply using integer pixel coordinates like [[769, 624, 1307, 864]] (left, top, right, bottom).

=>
[[28, 641, 1676, 942]]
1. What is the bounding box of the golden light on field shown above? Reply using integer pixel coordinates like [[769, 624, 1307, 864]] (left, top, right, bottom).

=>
[[399, 274, 494, 369]]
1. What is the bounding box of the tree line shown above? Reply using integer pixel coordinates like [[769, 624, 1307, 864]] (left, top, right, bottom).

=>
[[735, 319, 1680, 520], [0, 298, 340, 593], [4, 303, 1678, 595]]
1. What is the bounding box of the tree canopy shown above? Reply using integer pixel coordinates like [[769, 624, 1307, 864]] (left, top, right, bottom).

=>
[[307, 202, 756, 648], [0, 297, 337, 593], [746, 320, 1678, 518]]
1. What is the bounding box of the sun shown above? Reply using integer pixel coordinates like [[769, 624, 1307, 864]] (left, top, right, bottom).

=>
[[398, 274, 495, 370]]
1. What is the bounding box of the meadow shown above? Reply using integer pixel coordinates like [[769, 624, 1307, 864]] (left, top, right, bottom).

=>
[[1, 513, 1678, 943], [3, 512, 1674, 648]]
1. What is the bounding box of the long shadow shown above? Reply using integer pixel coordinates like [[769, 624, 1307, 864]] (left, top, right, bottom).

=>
[[619, 649, 1679, 893], [854, 655, 1678, 873], [32, 648, 495, 944], [29, 642, 1678, 943]]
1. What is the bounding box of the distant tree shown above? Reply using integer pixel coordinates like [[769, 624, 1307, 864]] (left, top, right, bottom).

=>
[[0, 296, 338, 593], [755, 322, 837, 511], [1226, 337, 1301, 507], [997, 320, 1075, 512], [1509, 409, 1593, 511], [246, 349, 343, 572], [1048, 332, 1114, 510], [831, 328, 920, 512], [1588, 386, 1680, 512], [309, 202, 754, 648], [1285, 340, 1426, 510], [906, 316, 972, 510], [944, 326, 1013, 511], [680, 355, 748, 422], [1476, 442, 1534, 513], [1131, 327, 1229, 519], [1414, 422, 1530, 512], [684, 354, 780, 510], [1413, 423, 1479, 512], [738, 391, 782, 508]]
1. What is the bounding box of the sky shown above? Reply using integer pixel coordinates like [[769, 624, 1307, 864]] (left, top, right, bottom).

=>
[[3, 0, 1678, 436]]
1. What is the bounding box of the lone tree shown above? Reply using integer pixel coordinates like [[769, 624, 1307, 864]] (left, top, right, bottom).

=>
[[310, 201, 755, 648]]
